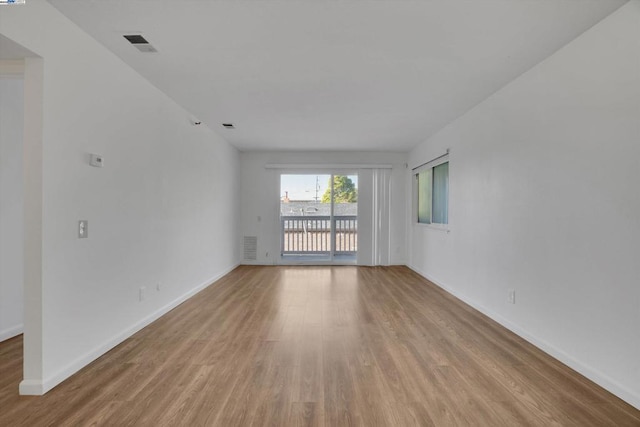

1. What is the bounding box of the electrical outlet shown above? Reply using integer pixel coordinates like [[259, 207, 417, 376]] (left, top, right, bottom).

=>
[[78, 220, 88, 239], [508, 289, 516, 304], [156, 282, 161, 292], [139, 286, 146, 302], [265, 251, 269, 258]]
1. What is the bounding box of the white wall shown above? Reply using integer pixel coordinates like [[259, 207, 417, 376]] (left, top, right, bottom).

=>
[[0, 0, 240, 394], [0, 76, 24, 342], [408, 1, 640, 409], [240, 151, 407, 265]]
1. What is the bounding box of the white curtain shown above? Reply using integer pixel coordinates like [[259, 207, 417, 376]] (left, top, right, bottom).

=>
[[357, 168, 391, 266]]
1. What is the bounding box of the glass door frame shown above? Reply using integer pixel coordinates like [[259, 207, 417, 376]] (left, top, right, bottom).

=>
[[278, 169, 358, 265]]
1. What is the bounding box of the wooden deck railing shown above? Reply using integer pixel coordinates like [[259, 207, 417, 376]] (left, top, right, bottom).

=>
[[281, 215, 357, 255]]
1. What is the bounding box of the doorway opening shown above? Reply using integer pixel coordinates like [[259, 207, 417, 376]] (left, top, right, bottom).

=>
[[280, 173, 358, 263], [0, 71, 24, 344], [0, 34, 45, 395]]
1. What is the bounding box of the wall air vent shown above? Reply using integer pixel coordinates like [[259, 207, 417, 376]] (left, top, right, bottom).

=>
[[123, 34, 158, 53], [222, 123, 235, 129], [243, 236, 258, 261]]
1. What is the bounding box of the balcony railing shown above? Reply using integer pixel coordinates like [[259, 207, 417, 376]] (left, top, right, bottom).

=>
[[281, 215, 357, 255]]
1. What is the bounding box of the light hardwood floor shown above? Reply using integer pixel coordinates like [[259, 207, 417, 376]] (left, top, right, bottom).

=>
[[1, 266, 639, 426]]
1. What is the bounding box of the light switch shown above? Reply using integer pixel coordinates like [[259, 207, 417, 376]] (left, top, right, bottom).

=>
[[78, 220, 88, 238]]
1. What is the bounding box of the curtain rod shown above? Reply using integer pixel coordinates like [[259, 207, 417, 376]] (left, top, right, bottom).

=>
[[411, 149, 449, 171], [265, 163, 393, 170]]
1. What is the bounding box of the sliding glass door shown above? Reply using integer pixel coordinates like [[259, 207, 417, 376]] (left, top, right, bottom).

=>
[[280, 173, 357, 262]]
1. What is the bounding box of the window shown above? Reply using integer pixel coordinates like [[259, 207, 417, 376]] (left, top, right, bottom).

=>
[[415, 157, 448, 225], [279, 173, 358, 261]]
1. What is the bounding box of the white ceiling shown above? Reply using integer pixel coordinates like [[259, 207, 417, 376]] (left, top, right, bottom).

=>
[[49, 0, 626, 152]]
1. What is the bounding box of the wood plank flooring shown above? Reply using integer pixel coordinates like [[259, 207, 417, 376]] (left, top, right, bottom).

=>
[[1, 265, 639, 426]]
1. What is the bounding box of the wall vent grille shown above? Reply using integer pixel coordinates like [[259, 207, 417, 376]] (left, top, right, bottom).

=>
[[243, 236, 258, 261]]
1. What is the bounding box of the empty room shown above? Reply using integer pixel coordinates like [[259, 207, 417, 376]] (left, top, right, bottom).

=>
[[0, 0, 639, 425]]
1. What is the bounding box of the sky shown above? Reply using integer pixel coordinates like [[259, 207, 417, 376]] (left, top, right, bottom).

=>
[[281, 174, 358, 201]]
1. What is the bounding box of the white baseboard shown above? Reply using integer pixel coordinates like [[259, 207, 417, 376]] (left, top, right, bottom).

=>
[[0, 324, 23, 343], [19, 379, 44, 396], [21, 263, 239, 396], [407, 264, 640, 411], [240, 260, 276, 266]]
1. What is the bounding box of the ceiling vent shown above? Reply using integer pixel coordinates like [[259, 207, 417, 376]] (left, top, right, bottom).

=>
[[222, 123, 235, 129], [123, 34, 157, 53]]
